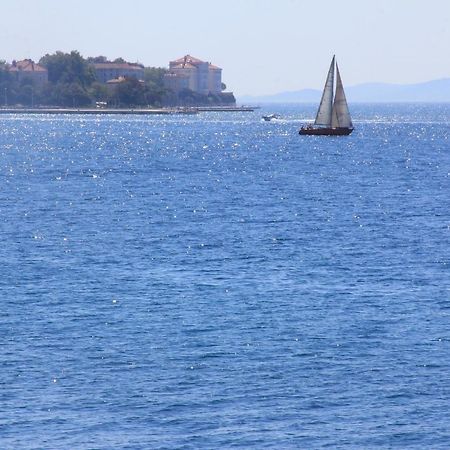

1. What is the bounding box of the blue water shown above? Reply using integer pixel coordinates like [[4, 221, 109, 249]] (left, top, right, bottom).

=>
[[1, 104, 449, 449]]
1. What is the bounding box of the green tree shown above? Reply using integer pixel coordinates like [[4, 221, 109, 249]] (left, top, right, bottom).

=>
[[144, 67, 166, 86], [0, 60, 11, 83], [38, 51, 96, 107], [142, 67, 167, 107], [51, 82, 92, 107], [86, 56, 109, 63], [38, 82, 55, 106], [39, 51, 96, 87], [88, 82, 108, 102], [110, 77, 146, 107], [178, 88, 204, 106]]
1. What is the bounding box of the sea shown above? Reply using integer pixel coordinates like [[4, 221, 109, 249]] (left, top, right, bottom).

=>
[[1, 103, 449, 449]]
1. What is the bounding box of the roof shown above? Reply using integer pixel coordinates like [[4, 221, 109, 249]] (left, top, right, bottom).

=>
[[93, 63, 144, 70], [171, 55, 205, 65], [9, 59, 47, 72], [171, 63, 197, 70], [170, 55, 222, 70]]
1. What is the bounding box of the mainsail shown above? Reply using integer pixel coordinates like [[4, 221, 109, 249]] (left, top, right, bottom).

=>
[[314, 56, 335, 127], [331, 63, 353, 129]]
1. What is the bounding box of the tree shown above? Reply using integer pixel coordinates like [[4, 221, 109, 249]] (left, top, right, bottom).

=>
[[39, 50, 96, 87], [110, 77, 147, 107], [0, 60, 11, 83], [88, 82, 108, 102], [177, 88, 205, 106], [50, 82, 92, 107], [86, 56, 109, 63], [144, 67, 166, 86], [38, 51, 96, 107]]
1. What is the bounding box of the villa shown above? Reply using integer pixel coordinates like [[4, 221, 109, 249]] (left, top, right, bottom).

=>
[[8, 59, 48, 87], [164, 55, 223, 95], [92, 62, 145, 83]]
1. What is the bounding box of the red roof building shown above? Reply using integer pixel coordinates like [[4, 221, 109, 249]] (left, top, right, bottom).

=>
[[8, 59, 48, 87], [92, 62, 145, 83], [164, 55, 223, 95]]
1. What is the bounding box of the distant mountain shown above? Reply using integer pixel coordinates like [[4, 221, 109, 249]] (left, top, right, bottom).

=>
[[238, 78, 450, 103]]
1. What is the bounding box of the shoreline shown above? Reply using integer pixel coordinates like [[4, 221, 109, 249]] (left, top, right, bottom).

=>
[[0, 106, 258, 115]]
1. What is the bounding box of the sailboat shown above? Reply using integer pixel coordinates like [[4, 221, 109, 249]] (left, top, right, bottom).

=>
[[299, 56, 353, 136]]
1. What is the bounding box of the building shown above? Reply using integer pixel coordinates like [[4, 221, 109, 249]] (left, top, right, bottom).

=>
[[164, 55, 223, 95], [8, 59, 48, 87], [163, 71, 190, 93], [105, 76, 144, 94], [92, 62, 145, 83]]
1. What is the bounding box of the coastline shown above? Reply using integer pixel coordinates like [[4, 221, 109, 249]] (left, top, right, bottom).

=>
[[0, 106, 258, 115]]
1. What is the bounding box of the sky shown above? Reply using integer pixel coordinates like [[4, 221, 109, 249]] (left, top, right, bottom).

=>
[[2, 0, 450, 96]]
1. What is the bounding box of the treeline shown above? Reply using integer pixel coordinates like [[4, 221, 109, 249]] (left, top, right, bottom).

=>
[[0, 51, 235, 108], [0, 51, 166, 107]]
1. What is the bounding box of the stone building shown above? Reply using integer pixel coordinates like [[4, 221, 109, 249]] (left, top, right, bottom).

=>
[[8, 59, 48, 87], [92, 62, 145, 83], [164, 55, 222, 95]]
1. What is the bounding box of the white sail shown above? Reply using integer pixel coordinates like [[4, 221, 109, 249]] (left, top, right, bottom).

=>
[[314, 56, 335, 127], [331, 63, 353, 129]]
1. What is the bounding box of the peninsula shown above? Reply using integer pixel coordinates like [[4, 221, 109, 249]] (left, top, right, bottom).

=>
[[0, 51, 236, 109]]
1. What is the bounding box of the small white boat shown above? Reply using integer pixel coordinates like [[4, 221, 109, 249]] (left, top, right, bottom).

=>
[[262, 113, 281, 122]]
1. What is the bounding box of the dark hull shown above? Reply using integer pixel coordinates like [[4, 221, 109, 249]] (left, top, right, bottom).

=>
[[299, 127, 353, 136]]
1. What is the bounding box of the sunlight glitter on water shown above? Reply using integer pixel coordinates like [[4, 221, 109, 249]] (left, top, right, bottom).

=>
[[1, 104, 450, 449]]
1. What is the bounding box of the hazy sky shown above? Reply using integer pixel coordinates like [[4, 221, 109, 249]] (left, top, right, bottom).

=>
[[2, 0, 450, 95]]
